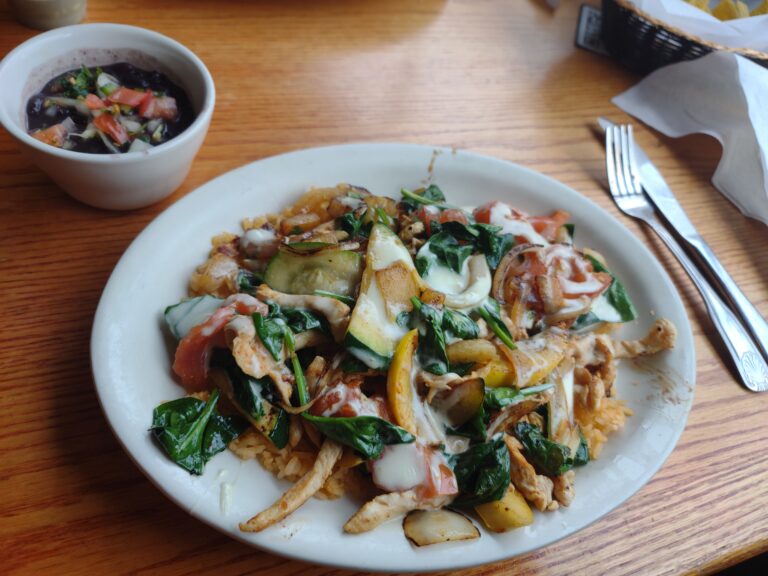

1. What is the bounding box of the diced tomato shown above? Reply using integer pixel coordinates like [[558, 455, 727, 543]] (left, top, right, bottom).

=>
[[416, 206, 468, 236], [139, 94, 178, 120], [31, 123, 69, 147], [107, 87, 150, 108], [473, 201, 503, 224], [93, 113, 128, 145], [438, 208, 469, 226], [172, 295, 266, 391], [85, 94, 106, 110], [529, 210, 571, 243], [419, 449, 458, 499]]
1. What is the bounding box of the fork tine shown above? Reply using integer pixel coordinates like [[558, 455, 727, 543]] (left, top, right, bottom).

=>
[[626, 125, 642, 194], [612, 127, 629, 197], [605, 127, 619, 198], [619, 125, 635, 197]]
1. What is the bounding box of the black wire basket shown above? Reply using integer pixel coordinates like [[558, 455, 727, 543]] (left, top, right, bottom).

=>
[[601, 0, 768, 74]]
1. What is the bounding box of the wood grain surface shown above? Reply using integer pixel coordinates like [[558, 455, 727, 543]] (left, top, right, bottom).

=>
[[1, 1, 767, 574]]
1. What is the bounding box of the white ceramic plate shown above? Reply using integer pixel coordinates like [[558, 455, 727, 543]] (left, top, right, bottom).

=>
[[92, 143, 695, 572]]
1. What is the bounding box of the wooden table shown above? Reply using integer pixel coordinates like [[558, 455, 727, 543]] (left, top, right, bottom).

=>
[[2, 1, 766, 574]]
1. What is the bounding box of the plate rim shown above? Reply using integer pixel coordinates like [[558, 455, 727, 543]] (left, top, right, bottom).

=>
[[91, 142, 696, 572]]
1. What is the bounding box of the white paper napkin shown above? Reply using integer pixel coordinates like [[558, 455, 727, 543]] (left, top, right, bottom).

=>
[[630, 0, 768, 52], [613, 51, 768, 225]]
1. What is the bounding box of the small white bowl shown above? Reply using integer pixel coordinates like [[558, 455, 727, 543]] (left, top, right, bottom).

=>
[[0, 23, 215, 210]]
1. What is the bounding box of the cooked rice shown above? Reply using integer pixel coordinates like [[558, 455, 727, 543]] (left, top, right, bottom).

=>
[[575, 397, 633, 459], [229, 428, 363, 500]]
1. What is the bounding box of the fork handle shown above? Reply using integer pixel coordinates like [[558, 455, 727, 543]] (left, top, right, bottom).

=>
[[645, 216, 768, 392], [682, 234, 768, 365]]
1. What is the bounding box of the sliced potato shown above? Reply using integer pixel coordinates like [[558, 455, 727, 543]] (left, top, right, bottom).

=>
[[404, 509, 480, 547], [376, 260, 420, 321], [280, 212, 322, 235], [474, 484, 533, 532], [446, 339, 500, 365], [387, 329, 419, 434]]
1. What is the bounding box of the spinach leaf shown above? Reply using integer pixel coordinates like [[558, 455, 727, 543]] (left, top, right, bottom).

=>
[[151, 390, 246, 475], [237, 269, 263, 295], [571, 256, 637, 330], [586, 255, 637, 321], [433, 221, 514, 271], [449, 436, 510, 507], [483, 383, 554, 411], [281, 307, 323, 334], [252, 312, 286, 361], [337, 210, 370, 239], [400, 184, 452, 212], [514, 421, 580, 477], [302, 414, 415, 459], [409, 297, 449, 375], [314, 289, 355, 306], [443, 308, 479, 340], [475, 224, 515, 270], [428, 232, 474, 274], [573, 432, 590, 467], [450, 362, 476, 377], [473, 298, 516, 350]]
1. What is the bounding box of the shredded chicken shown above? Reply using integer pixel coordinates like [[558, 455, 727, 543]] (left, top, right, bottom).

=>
[[504, 435, 558, 512], [240, 439, 343, 532], [486, 391, 553, 438], [614, 318, 677, 359], [255, 284, 351, 342], [343, 490, 451, 534], [224, 315, 294, 404], [553, 470, 575, 507]]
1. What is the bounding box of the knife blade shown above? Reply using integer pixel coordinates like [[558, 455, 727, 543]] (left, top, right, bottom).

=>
[[598, 117, 768, 369]]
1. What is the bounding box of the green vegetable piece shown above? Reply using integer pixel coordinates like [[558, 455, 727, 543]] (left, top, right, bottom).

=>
[[573, 431, 590, 467], [314, 289, 356, 306], [252, 312, 286, 361], [483, 383, 554, 411], [443, 308, 479, 340], [302, 414, 415, 460], [336, 210, 371, 239], [400, 185, 457, 212], [571, 255, 637, 330], [449, 436, 511, 507], [150, 390, 246, 475], [284, 328, 309, 406], [409, 297, 449, 375], [264, 249, 362, 296], [60, 64, 94, 98], [164, 295, 223, 340], [514, 421, 579, 477], [474, 298, 516, 350], [423, 232, 474, 274], [237, 269, 264, 295]]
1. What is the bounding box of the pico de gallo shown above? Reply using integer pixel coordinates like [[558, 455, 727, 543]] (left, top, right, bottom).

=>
[[26, 63, 194, 154]]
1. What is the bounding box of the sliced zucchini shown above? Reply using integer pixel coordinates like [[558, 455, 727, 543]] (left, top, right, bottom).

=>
[[210, 354, 289, 449], [346, 224, 419, 369], [164, 295, 223, 340], [264, 249, 362, 296]]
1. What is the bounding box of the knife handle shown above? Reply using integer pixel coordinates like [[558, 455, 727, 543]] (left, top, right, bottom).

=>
[[683, 234, 768, 365], [645, 217, 768, 392]]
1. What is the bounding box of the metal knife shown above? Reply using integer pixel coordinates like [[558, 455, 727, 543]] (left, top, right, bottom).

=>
[[598, 117, 768, 371]]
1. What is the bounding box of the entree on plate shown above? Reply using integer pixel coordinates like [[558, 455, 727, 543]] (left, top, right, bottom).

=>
[[151, 183, 676, 546]]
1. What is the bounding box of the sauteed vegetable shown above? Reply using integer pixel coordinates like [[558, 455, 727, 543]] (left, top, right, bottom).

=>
[[154, 183, 677, 544]]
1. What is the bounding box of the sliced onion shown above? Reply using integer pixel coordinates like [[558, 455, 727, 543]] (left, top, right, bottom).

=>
[[146, 118, 162, 133], [403, 509, 480, 547], [96, 72, 120, 96], [118, 116, 143, 134], [46, 96, 90, 116], [128, 138, 152, 153], [492, 243, 540, 302], [97, 129, 121, 153]]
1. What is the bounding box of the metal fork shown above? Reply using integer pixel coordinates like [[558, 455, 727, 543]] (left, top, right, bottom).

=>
[[606, 125, 768, 392]]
